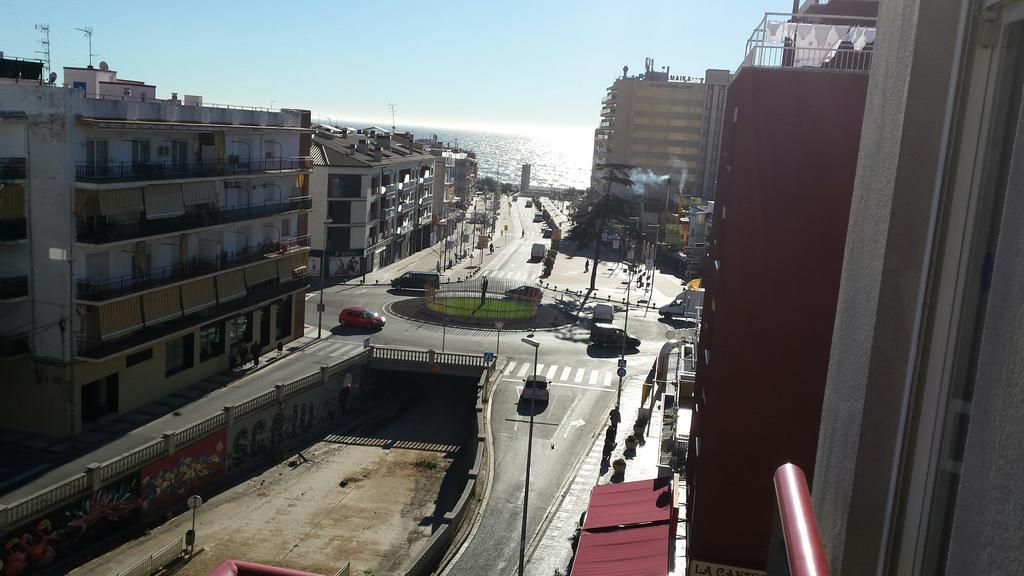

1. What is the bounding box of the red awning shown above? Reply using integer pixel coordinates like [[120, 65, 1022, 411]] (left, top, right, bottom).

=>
[[208, 560, 325, 576], [582, 477, 674, 531], [570, 523, 670, 576]]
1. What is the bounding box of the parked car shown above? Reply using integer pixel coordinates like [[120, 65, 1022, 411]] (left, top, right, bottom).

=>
[[525, 200, 533, 208], [533, 212, 545, 223], [390, 271, 441, 291], [506, 285, 543, 301], [338, 306, 386, 328], [659, 289, 705, 320], [589, 322, 641, 348], [592, 303, 614, 324], [531, 243, 547, 260], [542, 227, 553, 238], [520, 374, 550, 403]]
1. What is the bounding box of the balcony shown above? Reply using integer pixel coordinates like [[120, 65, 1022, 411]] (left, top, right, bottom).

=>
[[76, 196, 311, 244], [0, 332, 29, 359], [384, 183, 398, 194], [75, 158, 311, 184], [0, 158, 26, 180], [0, 219, 27, 242], [743, 12, 876, 72], [0, 276, 28, 300], [76, 236, 310, 301], [400, 180, 418, 192]]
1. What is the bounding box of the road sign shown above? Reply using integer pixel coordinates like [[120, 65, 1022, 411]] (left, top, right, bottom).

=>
[[316, 303, 326, 312], [504, 224, 509, 231], [495, 321, 505, 330], [484, 352, 495, 363], [618, 358, 627, 368], [617, 367, 627, 378]]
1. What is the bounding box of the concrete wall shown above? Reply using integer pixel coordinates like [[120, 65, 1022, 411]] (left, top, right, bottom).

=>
[[687, 66, 869, 570]]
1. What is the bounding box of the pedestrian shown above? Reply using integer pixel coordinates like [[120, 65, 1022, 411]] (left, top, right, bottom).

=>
[[251, 342, 260, 368], [240, 345, 249, 367], [584, 259, 589, 272], [277, 340, 284, 357]]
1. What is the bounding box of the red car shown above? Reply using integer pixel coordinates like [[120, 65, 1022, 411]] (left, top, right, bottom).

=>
[[338, 306, 386, 328]]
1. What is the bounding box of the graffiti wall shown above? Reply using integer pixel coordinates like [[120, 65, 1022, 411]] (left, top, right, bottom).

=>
[[1, 476, 140, 575], [139, 429, 227, 520], [227, 369, 361, 473]]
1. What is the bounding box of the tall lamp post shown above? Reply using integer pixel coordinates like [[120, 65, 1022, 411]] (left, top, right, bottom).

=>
[[518, 335, 540, 576], [317, 218, 333, 338]]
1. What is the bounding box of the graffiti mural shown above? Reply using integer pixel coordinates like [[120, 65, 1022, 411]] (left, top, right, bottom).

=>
[[139, 430, 226, 520], [1, 476, 140, 575], [228, 393, 343, 471]]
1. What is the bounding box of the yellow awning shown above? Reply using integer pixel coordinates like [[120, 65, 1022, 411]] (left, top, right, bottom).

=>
[[216, 269, 246, 302], [142, 286, 183, 326], [0, 184, 25, 219], [143, 184, 185, 219], [181, 277, 216, 314], [244, 261, 277, 286], [98, 297, 143, 340], [98, 187, 143, 214]]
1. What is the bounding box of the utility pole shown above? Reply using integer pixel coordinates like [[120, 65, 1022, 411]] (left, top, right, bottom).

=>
[[75, 26, 95, 68], [388, 103, 398, 133], [35, 24, 51, 77]]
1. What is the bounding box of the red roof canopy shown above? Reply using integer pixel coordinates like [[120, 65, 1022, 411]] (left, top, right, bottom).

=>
[[582, 477, 674, 531], [208, 560, 325, 576], [571, 523, 670, 576]]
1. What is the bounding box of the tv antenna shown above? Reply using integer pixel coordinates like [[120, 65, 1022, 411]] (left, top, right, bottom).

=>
[[34, 24, 51, 76], [387, 103, 398, 133], [75, 26, 96, 67]]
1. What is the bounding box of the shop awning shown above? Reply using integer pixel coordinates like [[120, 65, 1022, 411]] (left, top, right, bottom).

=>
[[570, 523, 670, 576], [216, 270, 247, 302], [98, 187, 144, 215], [144, 184, 185, 219], [582, 478, 674, 531], [142, 286, 183, 326], [0, 184, 25, 219], [181, 277, 217, 314], [98, 297, 143, 340], [244, 260, 277, 286], [182, 180, 219, 206]]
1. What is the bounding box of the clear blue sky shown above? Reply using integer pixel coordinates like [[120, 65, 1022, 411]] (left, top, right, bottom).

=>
[[2, 0, 793, 134]]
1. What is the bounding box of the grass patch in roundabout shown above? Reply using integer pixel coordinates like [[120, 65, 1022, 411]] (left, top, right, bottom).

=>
[[427, 296, 534, 320]]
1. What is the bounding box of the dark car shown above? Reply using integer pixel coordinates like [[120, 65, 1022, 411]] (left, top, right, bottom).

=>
[[390, 271, 441, 291], [542, 227, 553, 238], [520, 375, 550, 403], [589, 322, 641, 348], [338, 306, 385, 328], [506, 285, 543, 301]]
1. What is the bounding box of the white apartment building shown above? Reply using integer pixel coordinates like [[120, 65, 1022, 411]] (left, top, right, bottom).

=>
[[0, 61, 312, 437], [309, 127, 434, 274]]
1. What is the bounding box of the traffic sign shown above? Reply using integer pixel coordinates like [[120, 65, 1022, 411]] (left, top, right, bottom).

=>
[[484, 352, 495, 363], [316, 303, 326, 312], [618, 358, 627, 368], [504, 224, 509, 231], [495, 321, 505, 330], [617, 367, 627, 378]]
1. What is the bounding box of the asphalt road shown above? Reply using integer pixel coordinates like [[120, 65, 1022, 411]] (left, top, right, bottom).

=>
[[307, 198, 673, 575]]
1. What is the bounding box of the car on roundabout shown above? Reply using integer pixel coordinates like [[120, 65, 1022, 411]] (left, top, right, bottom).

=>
[[520, 374, 550, 404], [506, 285, 543, 301], [338, 306, 386, 329]]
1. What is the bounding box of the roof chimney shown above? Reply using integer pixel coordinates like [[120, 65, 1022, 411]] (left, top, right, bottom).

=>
[[356, 138, 368, 154], [374, 146, 383, 162], [376, 133, 391, 150]]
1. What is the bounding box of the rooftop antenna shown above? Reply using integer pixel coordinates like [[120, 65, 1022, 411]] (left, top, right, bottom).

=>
[[34, 24, 51, 76], [388, 103, 398, 133], [74, 26, 96, 68]]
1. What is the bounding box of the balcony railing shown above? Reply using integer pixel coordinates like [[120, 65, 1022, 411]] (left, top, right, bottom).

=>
[[75, 157, 311, 184], [0, 219, 27, 242], [767, 463, 829, 576], [384, 183, 398, 194], [0, 332, 30, 358], [743, 12, 876, 72], [0, 158, 27, 180], [76, 196, 311, 244], [0, 276, 28, 300], [76, 236, 310, 301]]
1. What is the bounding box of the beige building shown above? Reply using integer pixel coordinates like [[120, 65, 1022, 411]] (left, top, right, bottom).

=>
[[0, 62, 312, 438], [591, 60, 729, 202]]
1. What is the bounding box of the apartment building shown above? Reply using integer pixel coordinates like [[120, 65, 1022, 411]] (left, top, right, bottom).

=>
[[309, 127, 434, 274], [0, 62, 312, 437], [684, 1, 876, 572]]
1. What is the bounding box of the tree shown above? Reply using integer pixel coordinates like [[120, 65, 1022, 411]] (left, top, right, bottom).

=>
[[477, 175, 499, 192], [566, 164, 640, 291]]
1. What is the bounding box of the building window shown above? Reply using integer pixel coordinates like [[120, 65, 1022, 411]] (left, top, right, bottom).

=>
[[328, 201, 353, 223], [126, 348, 153, 367], [328, 174, 363, 198], [327, 227, 352, 251], [199, 322, 225, 362], [165, 333, 195, 377]]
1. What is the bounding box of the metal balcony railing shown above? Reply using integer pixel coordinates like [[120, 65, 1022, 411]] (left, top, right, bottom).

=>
[[0, 332, 30, 358], [743, 12, 876, 72], [76, 196, 311, 244], [75, 157, 311, 183], [0, 219, 27, 241], [767, 463, 829, 576], [0, 158, 27, 180], [76, 236, 310, 301], [0, 275, 28, 300]]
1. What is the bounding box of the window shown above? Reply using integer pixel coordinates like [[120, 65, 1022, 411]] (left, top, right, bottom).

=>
[[126, 348, 153, 367], [328, 201, 353, 223], [328, 174, 363, 198], [199, 322, 225, 362], [165, 333, 195, 376], [327, 227, 352, 251], [228, 313, 252, 346]]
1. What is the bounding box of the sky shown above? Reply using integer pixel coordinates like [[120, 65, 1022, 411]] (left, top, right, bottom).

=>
[[2, 0, 795, 135]]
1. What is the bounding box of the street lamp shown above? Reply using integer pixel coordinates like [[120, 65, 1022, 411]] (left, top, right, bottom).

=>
[[317, 218, 333, 338], [186, 494, 203, 552], [646, 223, 661, 306], [518, 335, 540, 576]]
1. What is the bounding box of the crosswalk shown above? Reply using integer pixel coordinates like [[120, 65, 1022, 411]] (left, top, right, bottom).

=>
[[311, 340, 363, 358], [503, 359, 616, 388], [479, 269, 535, 282]]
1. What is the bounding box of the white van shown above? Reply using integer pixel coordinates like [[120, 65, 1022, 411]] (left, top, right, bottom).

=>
[[593, 303, 614, 324], [531, 243, 547, 260], [659, 289, 705, 320]]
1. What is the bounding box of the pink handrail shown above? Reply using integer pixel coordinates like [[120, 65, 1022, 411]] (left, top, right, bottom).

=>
[[773, 463, 829, 576]]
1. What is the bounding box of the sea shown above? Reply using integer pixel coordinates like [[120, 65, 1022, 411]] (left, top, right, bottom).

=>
[[331, 120, 594, 190]]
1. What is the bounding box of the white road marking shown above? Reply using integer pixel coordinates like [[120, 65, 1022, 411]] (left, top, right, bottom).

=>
[[603, 373, 613, 387], [536, 363, 545, 376], [548, 381, 614, 393], [574, 368, 585, 383], [504, 361, 516, 375], [546, 365, 558, 379], [589, 371, 598, 386], [304, 293, 315, 301], [517, 363, 530, 377], [565, 418, 586, 438], [560, 366, 571, 381]]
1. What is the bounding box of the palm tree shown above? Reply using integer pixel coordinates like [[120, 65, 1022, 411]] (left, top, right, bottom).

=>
[[567, 164, 636, 292]]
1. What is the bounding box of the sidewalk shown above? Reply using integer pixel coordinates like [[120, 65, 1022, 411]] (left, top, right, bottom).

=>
[[526, 365, 689, 576], [0, 333, 323, 504]]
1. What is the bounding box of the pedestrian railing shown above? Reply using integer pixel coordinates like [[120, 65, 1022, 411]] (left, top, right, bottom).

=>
[[115, 535, 185, 576], [0, 345, 489, 531]]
